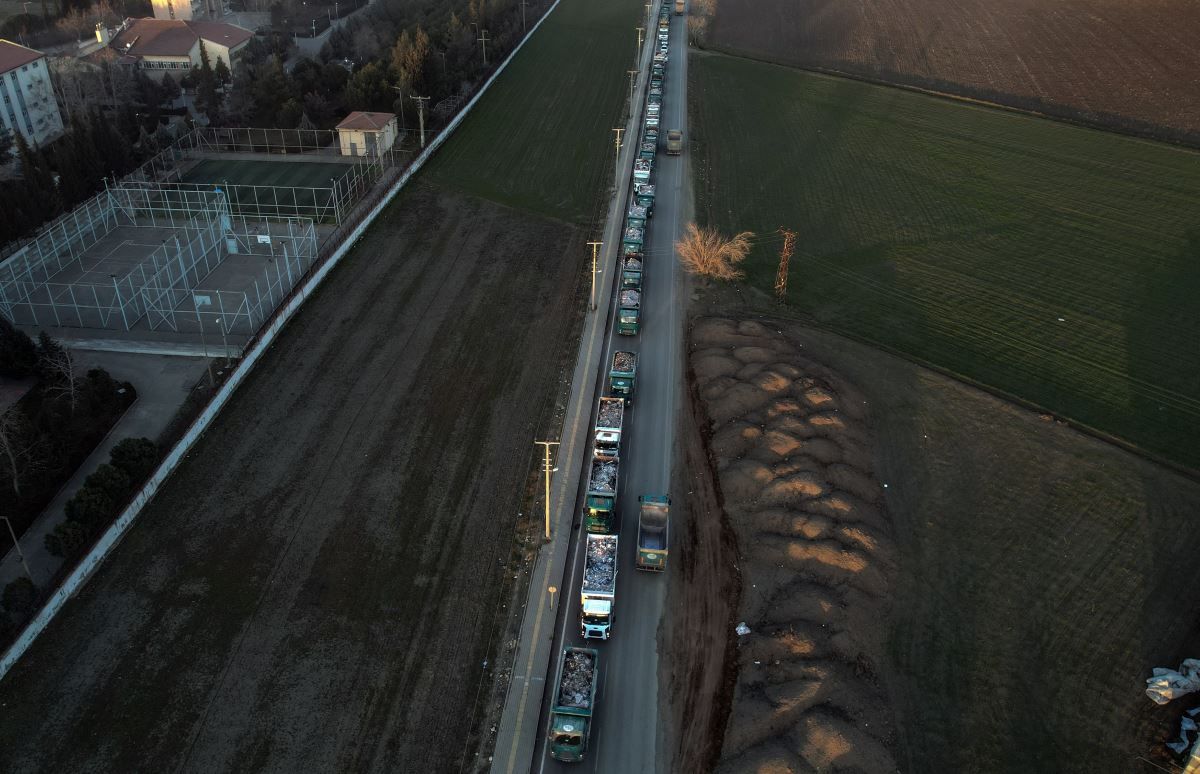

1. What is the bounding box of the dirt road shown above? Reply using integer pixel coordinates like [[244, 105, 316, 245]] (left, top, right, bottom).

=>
[[0, 185, 585, 773]]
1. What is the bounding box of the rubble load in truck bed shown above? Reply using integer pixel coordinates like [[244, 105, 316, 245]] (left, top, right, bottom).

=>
[[624, 255, 643, 270], [624, 226, 643, 242], [620, 289, 641, 308], [614, 351, 636, 372], [590, 459, 617, 492], [628, 204, 648, 220], [598, 399, 623, 428], [584, 537, 617, 591], [559, 650, 596, 709]]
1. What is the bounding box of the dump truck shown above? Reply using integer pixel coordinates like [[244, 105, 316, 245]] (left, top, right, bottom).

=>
[[622, 253, 643, 291], [637, 494, 670, 570], [639, 140, 657, 161], [594, 396, 625, 458], [633, 157, 653, 180], [586, 453, 618, 532], [627, 202, 648, 229], [610, 350, 637, 396], [548, 647, 599, 762], [636, 183, 655, 216], [618, 289, 641, 336], [622, 224, 644, 254], [675, 0, 684, 14], [581, 533, 618, 639]]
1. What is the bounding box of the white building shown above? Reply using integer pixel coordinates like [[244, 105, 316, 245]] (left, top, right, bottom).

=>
[[101, 18, 252, 80], [336, 112, 399, 157], [0, 40, 65, 149], [151, 0, 220, 21]]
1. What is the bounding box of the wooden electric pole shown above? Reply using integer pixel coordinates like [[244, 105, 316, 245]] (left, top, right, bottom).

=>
[[587, 240, 603, 310], [775, 228, 796, 300], [535, 440, 559, 540], [479, 29, 490, 65]]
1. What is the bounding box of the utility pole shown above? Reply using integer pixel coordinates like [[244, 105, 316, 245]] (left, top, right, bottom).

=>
[[410, 94, 430, 148], [3, 516, 33, 582], [636, 26, 644, 64], [587, 240, 603, 311], [438, 51, 447, 76], [390, 85, 406, 131], [478, 29, 490, 65], [627, 69, 638, 109], [612, 127, 624, 178], [521, 0, 529, 31], [535, 441, 560, 540], [775, 228, 796, 300]]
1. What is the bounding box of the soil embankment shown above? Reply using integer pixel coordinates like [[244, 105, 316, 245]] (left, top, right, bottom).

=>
[[676, 316, 899, 772]]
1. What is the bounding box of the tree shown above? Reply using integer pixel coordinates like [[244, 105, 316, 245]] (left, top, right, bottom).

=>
[[674, 223, 755, 281], [14, 132, 60, 227], [343, 61, 392, 112], [2, 577, 37, 619], [159, 72, 181, 103], [56, 5, 93, 40], [44, 518, 90, 558], [84, 463, 130, 503], [213, 56, 232, 85], [64, 482, 117, 529], [0, 128, 13, 159], [0, 316, 38, 378], [391, 25, 430, 93], [0, 407, 38, 498], [196, 41, 222, 123], [36, 332, 77, 413], [109, 437, 157, 485]]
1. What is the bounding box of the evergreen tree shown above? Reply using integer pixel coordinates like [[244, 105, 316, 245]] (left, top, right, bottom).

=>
[[13, 132, 59, 226], [196, 41, 222, 123]]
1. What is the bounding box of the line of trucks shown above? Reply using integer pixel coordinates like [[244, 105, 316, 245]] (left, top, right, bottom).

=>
[[548, 4, 676, 762]]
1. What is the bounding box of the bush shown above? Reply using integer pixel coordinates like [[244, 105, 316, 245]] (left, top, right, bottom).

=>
[[2, 576, 37, 619], [44, 518, 92, 558], [109, 438, 158, 486], [64, 485, 118, 530], [82, 463, 130, 504]]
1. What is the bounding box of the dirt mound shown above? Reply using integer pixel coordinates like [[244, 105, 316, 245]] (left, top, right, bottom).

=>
[[688, 316, 898, 772]]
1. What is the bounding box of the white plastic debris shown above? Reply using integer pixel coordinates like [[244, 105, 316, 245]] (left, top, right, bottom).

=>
[[1146, 659, 1200, 704], [735, 622, 751, 636]]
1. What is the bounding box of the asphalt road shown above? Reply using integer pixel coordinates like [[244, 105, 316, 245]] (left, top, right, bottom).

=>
[[532, 8, 689, 772]]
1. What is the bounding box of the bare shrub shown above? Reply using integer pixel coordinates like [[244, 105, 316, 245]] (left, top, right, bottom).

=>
[[675, 222, 754, 281]]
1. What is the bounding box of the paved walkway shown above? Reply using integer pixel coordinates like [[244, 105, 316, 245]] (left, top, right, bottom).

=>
[[0, 352, 210, 589]]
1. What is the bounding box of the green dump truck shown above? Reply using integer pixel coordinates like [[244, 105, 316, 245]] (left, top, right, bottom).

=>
[[627, 202, 648, 229], [548, 647, 599, 762], [586, 453, 618, 532], [635, 183, 655, 217], [617, 289, 641, 336], [610, 350, 637, 396], [622, 225, 644, 255], [636, 494, 670, 570], [622, 253, 643, 290]]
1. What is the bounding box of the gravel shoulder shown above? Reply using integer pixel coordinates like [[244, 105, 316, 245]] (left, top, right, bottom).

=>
[[0, 184, 585, 774]]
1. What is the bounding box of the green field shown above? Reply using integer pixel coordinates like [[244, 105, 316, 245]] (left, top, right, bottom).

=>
[[424, 0, 644, 224], [689, 52, 1200, 469], [183, 158, 351, 219]]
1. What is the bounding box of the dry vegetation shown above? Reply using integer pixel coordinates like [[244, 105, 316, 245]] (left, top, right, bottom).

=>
[[703, 0, 1200, 144], [675, 222, 754, 281]]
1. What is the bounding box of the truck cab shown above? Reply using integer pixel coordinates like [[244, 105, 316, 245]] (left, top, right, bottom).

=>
[[550, 716, 589, 763], [581, 597, 613, 639]]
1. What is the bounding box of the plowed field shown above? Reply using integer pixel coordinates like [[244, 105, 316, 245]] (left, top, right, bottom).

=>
[[0, 185, 585, 773], [703, 0, 1200, 143]]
